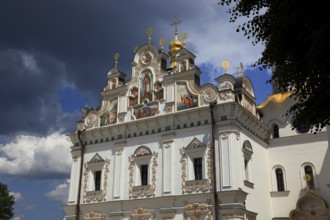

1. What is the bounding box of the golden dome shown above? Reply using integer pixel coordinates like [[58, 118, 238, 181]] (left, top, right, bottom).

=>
[[168, 33, 184, 59]]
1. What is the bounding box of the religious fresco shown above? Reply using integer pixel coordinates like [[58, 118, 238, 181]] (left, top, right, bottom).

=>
[[140, 69, 153, 102], [100, 98, 117, 126], [129, 87, 139, 107], [133, 102, 158, 119], [176, 83, 198, 111], [153, 81, 164, 101]]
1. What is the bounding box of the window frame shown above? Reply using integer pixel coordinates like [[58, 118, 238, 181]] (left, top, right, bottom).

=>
[[301, 163, 317, 190]]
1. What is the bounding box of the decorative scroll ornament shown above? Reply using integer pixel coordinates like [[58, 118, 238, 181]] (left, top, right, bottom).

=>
[[183, 203, 212, 220], [203, 87, 218, 102], [84, 112, 99, 129]]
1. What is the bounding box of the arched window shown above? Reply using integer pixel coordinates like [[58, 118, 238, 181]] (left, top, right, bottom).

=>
[[271, 165, 288, 195], [304, 165, 315, 189], [273, 124, 279, 138], [300, 162, 317, 190], [275, 168, 285, 191], [242, 141, 253, 188], [128, 146, 158, 198]]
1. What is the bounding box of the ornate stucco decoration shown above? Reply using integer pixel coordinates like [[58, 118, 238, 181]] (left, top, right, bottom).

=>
[[183, 202, 212, 220], [219, 90, 235, 101], [202, 86, 218, 103], [84, 111, 99, 129], [83, 211, 106, 220], [130, 207, 156, 220], [186, 80, 218, 105], [180, 138, 212, 193], [220, 130, 240, 140], [128, 148, 158, 198], [115, 147, 124, 156], [163, 140, 173, 148], [82, 154, 110, 202], [289, 191, 330, 219], [134, 146, 152, 156]]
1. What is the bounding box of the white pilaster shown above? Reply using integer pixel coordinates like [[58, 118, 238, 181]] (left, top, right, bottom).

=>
[[113, 147, 124, 199]]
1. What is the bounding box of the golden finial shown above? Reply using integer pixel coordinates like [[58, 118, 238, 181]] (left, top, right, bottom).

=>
[[182, 32, 188, 48], [114, 52, 120, 68], [146, 27, 154, 43], [159, 38, 165, 52], [134, 46, 139, 54], [221, 60, 230, 74], [304, 174, 311, 191]]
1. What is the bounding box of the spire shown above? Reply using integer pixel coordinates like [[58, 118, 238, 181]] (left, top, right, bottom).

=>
[[171, 16, 182, 34], [169, 16, 184, 68], [146, 27, 154, 44]]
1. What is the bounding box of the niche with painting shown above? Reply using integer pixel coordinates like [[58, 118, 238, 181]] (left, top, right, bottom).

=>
[[129, 87, 139, 107], [176, 83, 198, 111], [153, 81, 164, 101]]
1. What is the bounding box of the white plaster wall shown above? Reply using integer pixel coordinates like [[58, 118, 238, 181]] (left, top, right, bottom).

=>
[[239, 131, 272, 220], [268, 132, 330, 218]]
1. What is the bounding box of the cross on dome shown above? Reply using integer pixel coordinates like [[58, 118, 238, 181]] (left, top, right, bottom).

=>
[[171, 16, 182, 34]]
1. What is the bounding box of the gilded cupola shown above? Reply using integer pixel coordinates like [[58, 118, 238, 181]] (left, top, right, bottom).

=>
[[168, 17, 184, 69]]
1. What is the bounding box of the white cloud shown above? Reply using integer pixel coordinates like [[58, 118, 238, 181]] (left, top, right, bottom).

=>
[[9, 191, 23, 202], [46, 179, 70, 204], [20, 52, 41, 74], [0, 131, 72, 178], [12, 216, 22, 220]]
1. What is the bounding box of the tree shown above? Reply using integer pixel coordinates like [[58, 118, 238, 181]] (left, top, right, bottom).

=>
[[0, 182, 15, 220], [218, 0, 330, 132]]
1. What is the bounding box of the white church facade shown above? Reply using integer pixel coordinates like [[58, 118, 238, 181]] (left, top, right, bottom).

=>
[[63, 23, 330, 220]]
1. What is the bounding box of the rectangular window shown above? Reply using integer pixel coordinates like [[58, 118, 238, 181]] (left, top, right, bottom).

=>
[[194, 158, 203, 180], [94, 170, 102, 191], [140, 165, 149, 186]]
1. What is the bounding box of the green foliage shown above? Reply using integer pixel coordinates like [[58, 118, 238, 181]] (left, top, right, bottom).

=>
[[0, 182, 15, 220], [218, 0, 330, 132]]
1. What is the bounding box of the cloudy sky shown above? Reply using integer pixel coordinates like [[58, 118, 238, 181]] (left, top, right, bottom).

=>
[[0, 0, 272, 219]]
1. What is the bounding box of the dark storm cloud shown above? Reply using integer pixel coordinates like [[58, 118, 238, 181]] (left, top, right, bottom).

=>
[[0, 0, 224, 139], [0, 49, 79, 138]]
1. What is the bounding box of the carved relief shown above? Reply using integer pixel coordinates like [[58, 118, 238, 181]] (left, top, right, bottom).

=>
[[202, 86, 218, 103], [219, 90, 235, 101], [183, 203, 212, 220], [135, 146, 152, 156], [220, 130, 240, 140], [83, 211, 106, 220], [84, 112, 99, 129], [139, 51, 153, 66], [115, 147, 124, 156], [130, 207, 156, 220], [163, 140, 173, 148]]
